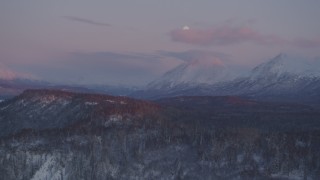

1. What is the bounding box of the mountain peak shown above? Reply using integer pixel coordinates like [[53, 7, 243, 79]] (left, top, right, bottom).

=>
[[275, 52, 287, 59], [147, 58, 236, 90], [250, 53, 319, 79], [267, 53, 288, 65]]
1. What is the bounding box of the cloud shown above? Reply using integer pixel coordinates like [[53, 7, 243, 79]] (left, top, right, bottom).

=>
[[170, 25, 285, 46], [170, 24, 320, 49], [63, 16, 110, 27]]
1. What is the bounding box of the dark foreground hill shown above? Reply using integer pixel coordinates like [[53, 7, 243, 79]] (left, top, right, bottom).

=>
[[1, 89, 320, 179]]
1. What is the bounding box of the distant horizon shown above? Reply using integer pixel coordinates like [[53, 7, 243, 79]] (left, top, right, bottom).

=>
[[1, 1, 320, 86], [1, 52, 319, 89]]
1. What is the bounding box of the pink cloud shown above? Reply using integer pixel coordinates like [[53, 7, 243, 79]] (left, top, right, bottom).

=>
[[170, 25, 285, 46]]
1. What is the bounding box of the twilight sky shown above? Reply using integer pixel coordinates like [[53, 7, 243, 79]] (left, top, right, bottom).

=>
[[1, 0, 320, 86]]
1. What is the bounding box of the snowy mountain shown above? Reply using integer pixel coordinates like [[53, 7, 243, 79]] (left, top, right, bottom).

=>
[[133, 54, 320, 102], [222, 54, 320, 102], [147, 58, 236, 90], [250, 53, 320, 80]]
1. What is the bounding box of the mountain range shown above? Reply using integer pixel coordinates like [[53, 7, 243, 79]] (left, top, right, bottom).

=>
[[134, 54, 320, 103], [1, 53, 320, 104]]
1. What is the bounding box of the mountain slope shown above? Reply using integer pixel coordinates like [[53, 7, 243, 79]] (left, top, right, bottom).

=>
[[222, 54, 320, 102], [134, 54, 320, 103], [0, 89, 159, 137], [250, 53, 320, 79], [147, 58, 236, 90]]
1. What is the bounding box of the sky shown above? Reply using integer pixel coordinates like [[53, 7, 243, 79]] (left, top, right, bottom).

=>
[[1, 0, 320, 86]]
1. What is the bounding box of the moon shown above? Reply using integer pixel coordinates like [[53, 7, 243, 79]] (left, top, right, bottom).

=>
[[182, 26, 190, 30]]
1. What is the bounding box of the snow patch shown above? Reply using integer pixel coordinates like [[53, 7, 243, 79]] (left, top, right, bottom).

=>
[[18, 99, 27, 106], [1, 104, 10, 110], [85, 101, 98, 106], [104, 115, 123, 127], [109, 115, 123, 122], [31, 155, 66, 180], [295, 140, 307, 147], [105, 99, 115, 103], [58, 99, 70, 106], [39, 95, 58, 105], [252, 154, 262, 163]]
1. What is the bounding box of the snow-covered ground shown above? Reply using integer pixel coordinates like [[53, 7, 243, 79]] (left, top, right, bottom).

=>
[[85, 101, 98, 106], [31, 155, 66, 180]]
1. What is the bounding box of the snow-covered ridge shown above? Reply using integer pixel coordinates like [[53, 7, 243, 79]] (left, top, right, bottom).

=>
[[148, 58, 237, 89], [31, 155, 65, 180], [147, 53, 320, 91], [133, 53, 320, 100], [85, 101, 98, 106], [250, 53, 320, 80]]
